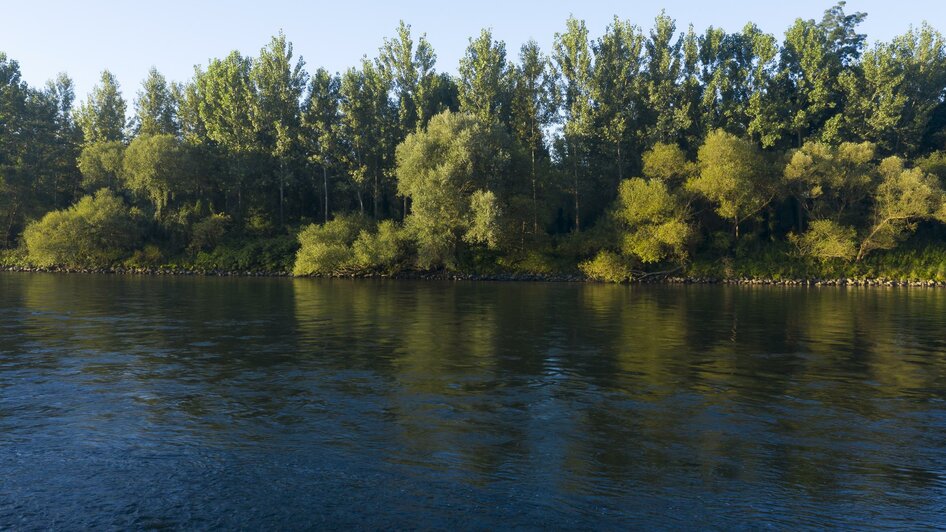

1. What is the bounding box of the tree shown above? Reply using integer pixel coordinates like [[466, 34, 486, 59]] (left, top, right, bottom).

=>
[[592, 17, 645, 182], [688, 129, 774, 238], [302, 68, 341, 222], [395, 110, 507, 268], [553, 16, 594, 231], [791, 219, 857, 262], [195, 51, 256, 212], [641, 12, 689, 145], [510, 40, 556, 234], [458, 28, 512, 125], [77, 141, 125, 192], [379, 21, 439, 132], [251, 31, 307, 226], [783, 140, 875, 225], [338, 59, 396, 218], [134, 67, 178, 136], [856, 157, 946, 260], [75, 70, 126, 144], [122, 134, 191, 218], [615, 178, 691, 263]]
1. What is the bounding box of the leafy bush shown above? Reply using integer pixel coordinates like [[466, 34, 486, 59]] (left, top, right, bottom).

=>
[[293, 215, 369, 275], [23, 190, 139, 268], [352, 220, 406, 272], [125, 244, 164, 268], [790, 219, 857, 262], [580, 251, 634, 282], [189, 213, 230, 253]]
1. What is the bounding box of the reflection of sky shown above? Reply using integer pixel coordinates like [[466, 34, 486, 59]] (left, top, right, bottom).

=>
[[2, 274, 946, 528]]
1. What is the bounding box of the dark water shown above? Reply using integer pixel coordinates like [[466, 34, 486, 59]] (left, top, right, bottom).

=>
[[2, 274, 946, 529]]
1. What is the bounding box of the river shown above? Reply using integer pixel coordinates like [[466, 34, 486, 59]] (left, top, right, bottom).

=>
[[1, 273, 945, 528]]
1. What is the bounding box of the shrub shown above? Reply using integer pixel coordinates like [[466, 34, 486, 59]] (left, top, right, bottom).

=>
[[23, 189, 139, 268], [189, 213, 230, 253], [579, 251, 634, 282], [790, 219, 857, 262], [352, 220, 405, 272], [293, 215, 368, 276]]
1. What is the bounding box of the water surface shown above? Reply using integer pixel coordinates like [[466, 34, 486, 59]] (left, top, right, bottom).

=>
[[2, 273, 945, 529]]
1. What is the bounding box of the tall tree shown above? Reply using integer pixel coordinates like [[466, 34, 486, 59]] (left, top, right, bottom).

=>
[[75, 70, 126, 144], [511, 40, 557, 234], [458, 28, 512, 126], [302, 68, 341, 223], [553, 16, 594, 231], [134, 67, 178, 136], [195, 51, 256, 213], [592, 17, 645, 182], [642, 12, 688, 146], [251, 31, 307, 226], [379, 21, 439, 133]]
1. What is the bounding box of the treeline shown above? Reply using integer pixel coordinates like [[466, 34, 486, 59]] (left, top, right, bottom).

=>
[[4, 3, 946, 280]]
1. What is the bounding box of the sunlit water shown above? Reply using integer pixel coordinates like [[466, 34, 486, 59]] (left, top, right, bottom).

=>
[[2, 273, 946, 529]]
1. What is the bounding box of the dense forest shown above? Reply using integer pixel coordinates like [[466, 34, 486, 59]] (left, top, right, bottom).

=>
[[5, 3, 946, 281]]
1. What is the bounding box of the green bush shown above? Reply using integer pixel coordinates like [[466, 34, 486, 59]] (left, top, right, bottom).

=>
[[352, 220, 406, 272], [293, 215, 369, 276], [579, 251, 634, 282], [23, 190, 139, 268], [189, 213, 231, 253], [192, 235, 298, 272], [125, 244, 164, 268]]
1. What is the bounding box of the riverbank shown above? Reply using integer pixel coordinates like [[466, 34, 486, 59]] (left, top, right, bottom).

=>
[[5, 264, 946, 286]]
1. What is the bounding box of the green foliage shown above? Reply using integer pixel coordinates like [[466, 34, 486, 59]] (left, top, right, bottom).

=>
[[193, 235, 298, 272], [856, 157, 946, 260], [78, 141, 125, 192], [396, 110, 509, 268], [74, 70, 126, 144], [23, 189, 139, 268], [615, 178, 691, 263], [642, 143, 693, 184], [122, 134, 190, 216], [189, 213, 231, 253], [465, 189, 502, 249], [790, 219, 857, 262], [688, 129, 774, 237], [6, 13, 946, 280], [293, 215, 368, 275], [125, 244, 164, 268], [580, 250, 633, 282], [352, 220, 406, 271]]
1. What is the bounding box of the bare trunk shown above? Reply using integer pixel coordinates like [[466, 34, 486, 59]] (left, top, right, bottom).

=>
[[373, 171, 380, 219], [4, 199, 18, 248], [531, 147, 538, 235], [323, 165, 329, 223], [279, 172, 285, 227], [573, 152, 580, 232], [616, 142, 623, 183]]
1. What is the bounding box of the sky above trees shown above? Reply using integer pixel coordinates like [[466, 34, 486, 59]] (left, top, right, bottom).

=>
[[7, 0, 946, 101]]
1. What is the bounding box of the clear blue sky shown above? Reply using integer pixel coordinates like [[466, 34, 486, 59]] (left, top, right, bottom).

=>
[[5, 0, 946, 101]]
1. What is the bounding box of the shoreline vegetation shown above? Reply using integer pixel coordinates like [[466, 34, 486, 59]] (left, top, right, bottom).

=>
[[6, 4, 946, 284]]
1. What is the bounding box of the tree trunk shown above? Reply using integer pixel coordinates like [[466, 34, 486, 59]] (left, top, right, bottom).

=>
[[616, 142, 623, 183], [323, 165, 329, 223], [279, 170, 285, 227], [373, 171, 380, 219], [531, 147, 538, 235], [573, 151, 581, 232]]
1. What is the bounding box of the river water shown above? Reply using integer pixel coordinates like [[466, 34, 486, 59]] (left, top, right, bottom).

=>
[[1, 273, 945, 529]]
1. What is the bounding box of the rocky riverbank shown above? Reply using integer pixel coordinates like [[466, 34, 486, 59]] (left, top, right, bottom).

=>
[[4, 264, 946, 286]]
